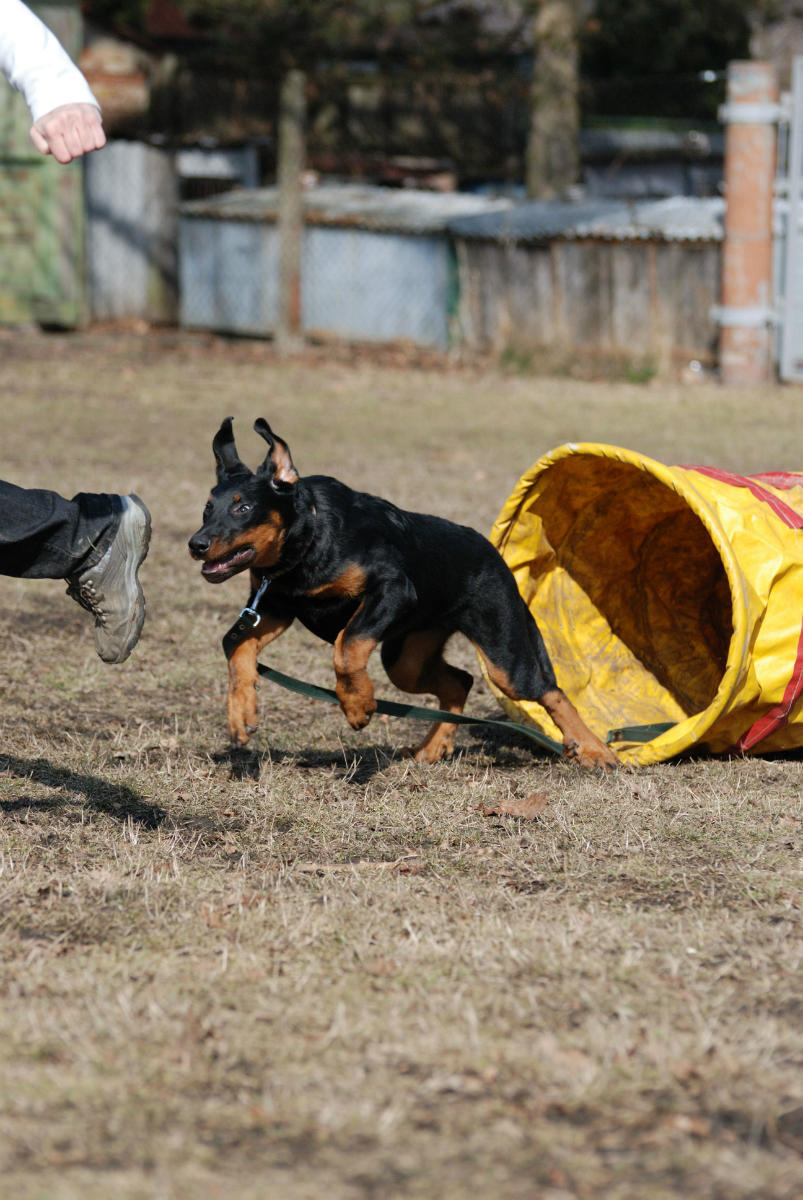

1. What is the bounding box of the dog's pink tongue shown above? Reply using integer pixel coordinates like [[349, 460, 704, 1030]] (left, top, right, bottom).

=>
[[201, 545, 255, 582], [201, 560, 228, 580]]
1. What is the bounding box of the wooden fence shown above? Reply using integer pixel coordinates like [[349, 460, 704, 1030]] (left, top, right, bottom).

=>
[[454, 235, 721, 366]]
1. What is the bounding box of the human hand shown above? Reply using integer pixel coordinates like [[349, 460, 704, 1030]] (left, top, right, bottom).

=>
[[30, 102, 106, 164]]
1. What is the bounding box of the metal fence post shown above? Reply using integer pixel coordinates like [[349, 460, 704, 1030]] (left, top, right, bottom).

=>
[[779, 58, 803, 382], [276, 69, 306, 355]]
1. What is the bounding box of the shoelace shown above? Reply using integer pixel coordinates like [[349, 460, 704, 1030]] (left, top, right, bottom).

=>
[[66, 579, 107, 624]]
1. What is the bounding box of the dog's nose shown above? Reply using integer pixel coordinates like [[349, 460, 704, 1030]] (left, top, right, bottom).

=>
[[189, 532, 211, 558]]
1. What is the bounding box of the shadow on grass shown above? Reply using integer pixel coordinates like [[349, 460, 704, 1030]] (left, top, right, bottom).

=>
[[215, 744, 396, 784], [0, 753, 166, 828], [212, 719, 560, 783]]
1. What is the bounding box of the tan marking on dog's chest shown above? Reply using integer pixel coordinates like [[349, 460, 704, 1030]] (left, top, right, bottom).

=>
[[304, 563, 367, 599]]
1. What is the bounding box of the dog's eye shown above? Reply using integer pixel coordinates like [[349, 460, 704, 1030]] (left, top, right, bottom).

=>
[[233, 501, 252, 516], [203, 503, 212, 521]]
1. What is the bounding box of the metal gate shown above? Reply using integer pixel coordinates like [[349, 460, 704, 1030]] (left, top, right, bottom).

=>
[[777, 58, 803, 381]]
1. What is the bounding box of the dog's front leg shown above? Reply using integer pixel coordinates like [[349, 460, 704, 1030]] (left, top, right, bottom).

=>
[[333, 627, 378, 729], [227, 613, 292, 746], [331, 579, 417, 730]]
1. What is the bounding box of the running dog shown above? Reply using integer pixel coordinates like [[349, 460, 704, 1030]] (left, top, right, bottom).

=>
[[189, 418, 619, 770]]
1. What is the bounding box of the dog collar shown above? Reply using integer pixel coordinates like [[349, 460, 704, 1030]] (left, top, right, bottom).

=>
[[222, 576, 272, 658], [239, 575, 271, 626]]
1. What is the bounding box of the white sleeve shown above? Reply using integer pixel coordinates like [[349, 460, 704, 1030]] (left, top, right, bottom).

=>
[[0, 0, 100, 122]]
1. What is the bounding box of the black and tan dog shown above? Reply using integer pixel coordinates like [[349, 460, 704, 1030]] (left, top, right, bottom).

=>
[[189, 418, 619, 770]]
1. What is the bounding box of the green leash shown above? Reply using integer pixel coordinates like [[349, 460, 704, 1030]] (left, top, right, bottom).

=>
[[222, 588, 564, 758], [254, 660, 564, 755], [606, 722, 676, 743], [257, 665, 675, 749]]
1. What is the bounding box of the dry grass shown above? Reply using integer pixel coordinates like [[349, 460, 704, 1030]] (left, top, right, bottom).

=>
[[0, 330, 801, 1199]]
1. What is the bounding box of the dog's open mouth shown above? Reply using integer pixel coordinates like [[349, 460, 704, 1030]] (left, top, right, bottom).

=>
[[201, 545, 256, 582]]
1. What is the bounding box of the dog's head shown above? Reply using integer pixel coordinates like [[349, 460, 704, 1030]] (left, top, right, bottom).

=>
[[189, 417, 301, 582]]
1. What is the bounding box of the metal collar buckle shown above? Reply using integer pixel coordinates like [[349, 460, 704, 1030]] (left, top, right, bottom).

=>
[[237, 575, 270, 627]]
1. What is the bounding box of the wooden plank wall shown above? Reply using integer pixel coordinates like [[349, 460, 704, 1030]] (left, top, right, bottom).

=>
[[455, 237, 721, 366]]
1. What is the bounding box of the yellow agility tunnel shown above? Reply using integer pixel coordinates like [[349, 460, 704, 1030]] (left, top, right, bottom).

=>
[[488, 443, 803, 766]]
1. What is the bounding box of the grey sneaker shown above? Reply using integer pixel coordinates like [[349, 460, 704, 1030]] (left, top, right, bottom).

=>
[[66, 494, 151, 663]]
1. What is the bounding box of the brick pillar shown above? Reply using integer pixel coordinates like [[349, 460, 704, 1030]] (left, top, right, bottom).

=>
[[719, 61, 779, 386]]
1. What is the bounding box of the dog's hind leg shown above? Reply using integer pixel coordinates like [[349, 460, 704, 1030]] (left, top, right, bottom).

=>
[[476, 646, 619, 770], [468, 587, 619, 770], [382, 630, 473, 763]]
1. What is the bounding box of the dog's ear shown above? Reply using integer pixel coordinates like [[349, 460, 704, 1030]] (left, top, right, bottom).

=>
[[212, 417, 250, 481], [254, 418, 299, 491]]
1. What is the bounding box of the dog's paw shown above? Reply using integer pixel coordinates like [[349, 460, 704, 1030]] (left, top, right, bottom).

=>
[[401, 729, 455, 764], [342, 701, 376, 731], [335, 669, 377, 731], [227, 691, 259, 747], [563, 738, 620, 771], [229, 726, 256, 749]]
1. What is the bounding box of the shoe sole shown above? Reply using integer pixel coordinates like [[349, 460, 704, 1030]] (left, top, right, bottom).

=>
[[102, 494, 152, 663]]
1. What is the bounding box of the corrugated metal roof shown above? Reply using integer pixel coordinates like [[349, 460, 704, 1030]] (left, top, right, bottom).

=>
[[447, 200, 628, 241], [574, 196, 725, 241], [181, 183, 512, 234], [181, 185, 724, 243], [449, 196, 725, 242]]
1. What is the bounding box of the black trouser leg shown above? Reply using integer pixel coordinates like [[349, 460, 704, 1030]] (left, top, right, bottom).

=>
[[0, 480, 120, 579]]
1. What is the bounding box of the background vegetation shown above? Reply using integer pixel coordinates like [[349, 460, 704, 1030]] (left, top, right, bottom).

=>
[[82, 0, 761, 175]]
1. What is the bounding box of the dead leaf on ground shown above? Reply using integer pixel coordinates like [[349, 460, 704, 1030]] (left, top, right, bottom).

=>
[[665, 1113, 712, 1138], [362, 957, 399, 977], [480, 792, 550, 820]]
